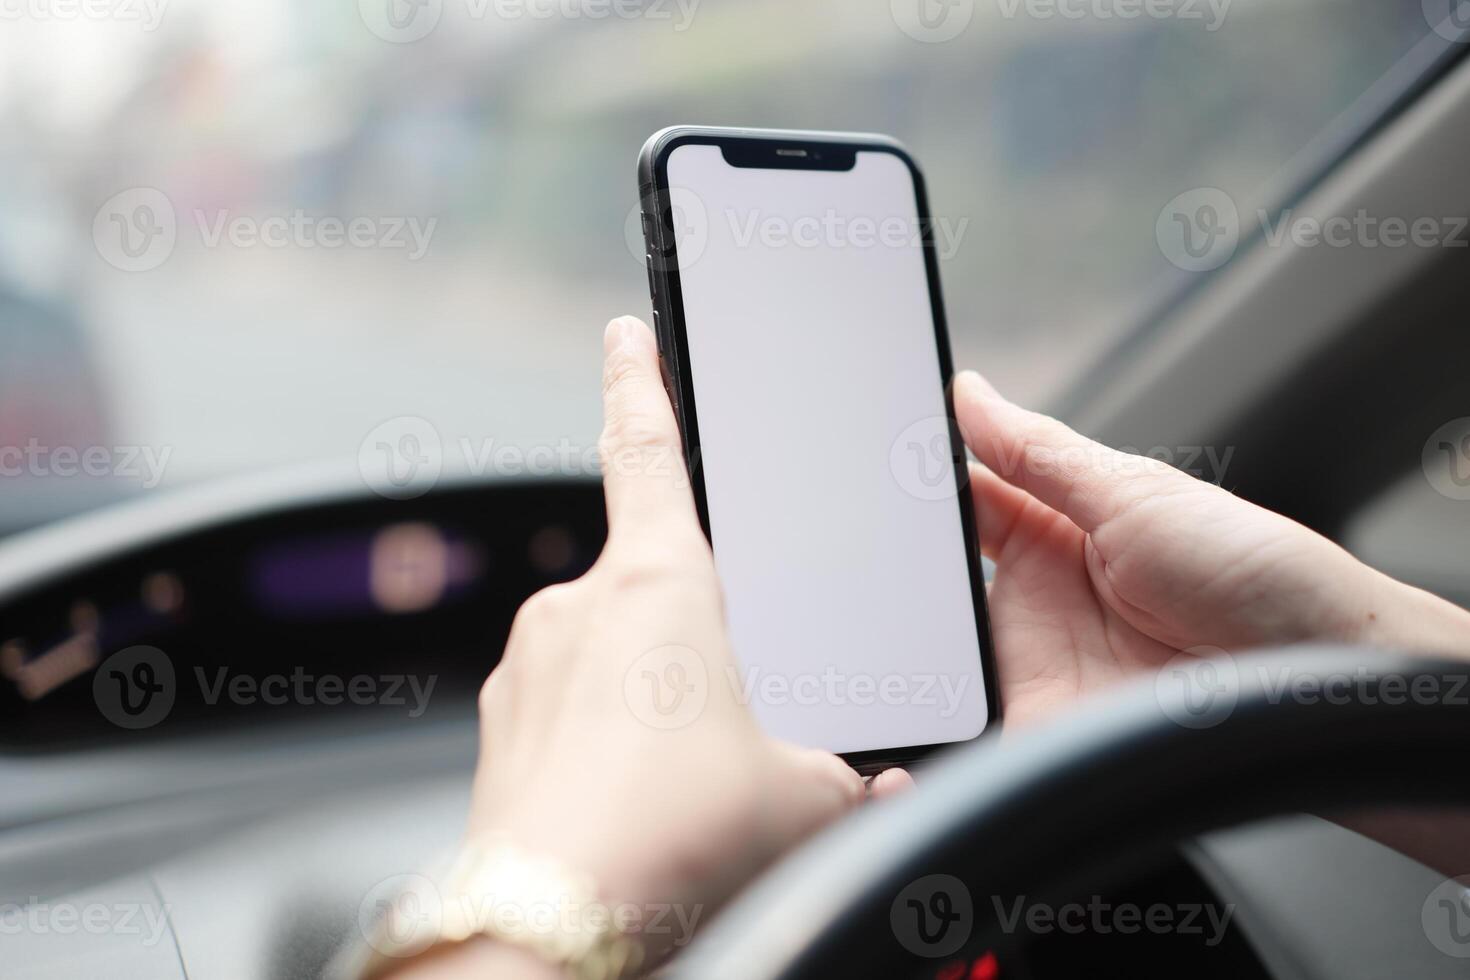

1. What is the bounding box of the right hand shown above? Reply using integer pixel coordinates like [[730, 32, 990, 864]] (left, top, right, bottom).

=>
[[951, 371, 1470, 728]]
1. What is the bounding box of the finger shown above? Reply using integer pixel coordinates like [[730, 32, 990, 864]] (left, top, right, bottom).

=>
[[954, 371, 1185, 534], [968, 461, 1035, 560], [599, 316, 699, 539], [768, 741, 865, 834], [868, 767, 915, 800]]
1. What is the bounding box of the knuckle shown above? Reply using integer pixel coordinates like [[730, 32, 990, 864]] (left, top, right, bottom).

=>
[[600, 411, 668, 456], [477, 669, 503, 716], [1020, 412, 1066, 453], [509, 581, 583, 635], [599, 542, 718, 600], [602, 553, 680, 594]]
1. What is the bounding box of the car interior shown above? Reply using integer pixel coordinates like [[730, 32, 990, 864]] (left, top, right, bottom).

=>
[[4, 2, 1470, 978]]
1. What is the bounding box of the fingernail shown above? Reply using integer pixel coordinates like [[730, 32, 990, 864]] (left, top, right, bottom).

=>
[[604, 316, 633, 354], [956, 370, 1000, 400], [606, 316, 653, 356]]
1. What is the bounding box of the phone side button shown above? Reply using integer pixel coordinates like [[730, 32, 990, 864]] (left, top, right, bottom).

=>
[[652, 310, 664, 354]]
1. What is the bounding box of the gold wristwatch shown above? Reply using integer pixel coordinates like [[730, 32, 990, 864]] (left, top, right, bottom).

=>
[[339, 836, 646, 980]]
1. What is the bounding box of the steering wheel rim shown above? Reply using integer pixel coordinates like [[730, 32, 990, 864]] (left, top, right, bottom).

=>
[[670, 646, 1470, 979]]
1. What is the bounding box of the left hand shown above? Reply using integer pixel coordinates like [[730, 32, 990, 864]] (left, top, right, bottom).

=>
[[400, 316, 874, 978]]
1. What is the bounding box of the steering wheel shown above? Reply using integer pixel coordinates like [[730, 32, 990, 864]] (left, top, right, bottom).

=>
[[669, 646, 1470, 979]]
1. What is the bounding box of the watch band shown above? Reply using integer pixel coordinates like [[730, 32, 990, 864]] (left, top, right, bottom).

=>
[[338, 836, 646, 980]]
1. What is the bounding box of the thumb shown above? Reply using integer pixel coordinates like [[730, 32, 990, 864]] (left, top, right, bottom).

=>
[[953, 370, 1188, 534], [766, 741, 865, 840], [598, 315, 701, 545]]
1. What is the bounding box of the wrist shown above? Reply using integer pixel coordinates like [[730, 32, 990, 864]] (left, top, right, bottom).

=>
[[384, 937, 562, 980], [1336, 566, 1470, 658]]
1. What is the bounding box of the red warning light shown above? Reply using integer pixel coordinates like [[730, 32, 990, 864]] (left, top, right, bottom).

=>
[[969, 950, 999, 980]]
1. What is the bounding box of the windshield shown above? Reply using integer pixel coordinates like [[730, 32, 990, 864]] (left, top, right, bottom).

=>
[[0, 0, 1446, 535]]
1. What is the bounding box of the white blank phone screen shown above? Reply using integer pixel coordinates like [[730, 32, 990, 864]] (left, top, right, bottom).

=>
[[665, 143, 988, 755]]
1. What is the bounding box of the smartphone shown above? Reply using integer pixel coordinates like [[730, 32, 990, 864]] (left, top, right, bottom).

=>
[[636, 126, 998, 774]]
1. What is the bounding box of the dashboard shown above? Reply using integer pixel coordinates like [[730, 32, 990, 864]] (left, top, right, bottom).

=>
[[0, 474, 606, 749]]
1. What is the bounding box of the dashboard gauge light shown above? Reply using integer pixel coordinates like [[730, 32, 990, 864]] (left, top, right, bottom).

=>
[[142, 571, 186, 614], [0, 641, 25, 680], [370, 522, 450, 613], [7, 634, 98, 701]]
